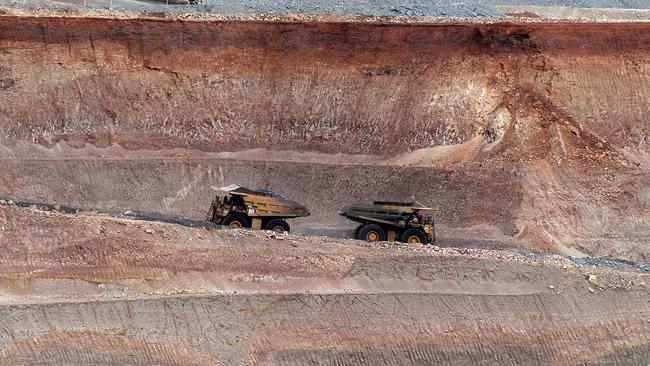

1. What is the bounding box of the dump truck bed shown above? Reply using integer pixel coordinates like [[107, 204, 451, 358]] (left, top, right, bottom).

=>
[[211, 185, 309, 218], [339, 201, 437, 228]]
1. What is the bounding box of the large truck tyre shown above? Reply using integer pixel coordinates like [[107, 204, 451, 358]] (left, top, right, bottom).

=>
[[357, 224, 386, 242], [400, 228, 428, 244], [354, 224, 364, 239], [222, 213, 250, 229], [265, 219, 290, 233]]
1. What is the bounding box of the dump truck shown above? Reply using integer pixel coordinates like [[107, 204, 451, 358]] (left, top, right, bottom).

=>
[[206, 184, 309, 233], [339, 201, 437, 244]]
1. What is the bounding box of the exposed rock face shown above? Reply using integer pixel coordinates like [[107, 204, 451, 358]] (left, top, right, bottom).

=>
[[0, 13, 648, 260], [485, 0, 649, 8], [0, 17, 647, 155], [0, 206, 648, 365]]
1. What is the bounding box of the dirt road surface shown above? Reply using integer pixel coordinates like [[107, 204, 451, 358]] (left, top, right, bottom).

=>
[[0, 205, 648, 364]]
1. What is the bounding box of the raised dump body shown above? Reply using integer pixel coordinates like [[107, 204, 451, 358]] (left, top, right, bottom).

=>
[[207, 184, 309, 233], [339, 201, 437, 244]]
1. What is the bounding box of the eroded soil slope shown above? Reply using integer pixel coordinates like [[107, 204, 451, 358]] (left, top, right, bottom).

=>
[[0, 12, 648, 260], [0, 205, 648, 365], [0, 17, 648, 154]]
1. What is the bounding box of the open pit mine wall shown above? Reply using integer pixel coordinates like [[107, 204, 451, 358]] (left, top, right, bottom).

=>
[[0, 15, 649, 259], [0, 158, 522, 230], [0, 16, 648, 155], [0, 291, 649, 364]]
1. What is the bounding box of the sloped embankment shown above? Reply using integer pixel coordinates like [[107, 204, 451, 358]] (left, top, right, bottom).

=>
[[0, 205, 648, 364], [0, 11, 648, 260]]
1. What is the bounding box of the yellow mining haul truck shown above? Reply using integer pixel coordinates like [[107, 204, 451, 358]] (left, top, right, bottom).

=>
[[339, 201, 437, 244], [206, 184, 309, 233]]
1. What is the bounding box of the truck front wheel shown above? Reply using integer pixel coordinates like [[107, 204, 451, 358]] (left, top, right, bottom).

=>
[[222, 213, 250, 229], [400, 228, 428, 244]]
